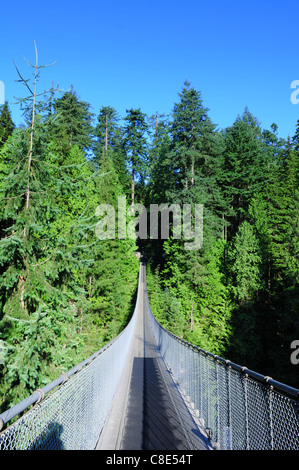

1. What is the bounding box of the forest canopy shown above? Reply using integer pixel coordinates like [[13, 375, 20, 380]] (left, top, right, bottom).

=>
[[0, 56, 298, 414]]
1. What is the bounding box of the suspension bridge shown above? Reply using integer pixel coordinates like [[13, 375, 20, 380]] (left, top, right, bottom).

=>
[[0, 258, 299, 450]]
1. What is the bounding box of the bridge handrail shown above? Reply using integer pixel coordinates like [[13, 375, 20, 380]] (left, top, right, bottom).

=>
[[1, 260, 299, 450], [145, 291, 299, 450], [155, 324, 299, 401], [0, 266, 141, 433], [0, 335, 119, 429]]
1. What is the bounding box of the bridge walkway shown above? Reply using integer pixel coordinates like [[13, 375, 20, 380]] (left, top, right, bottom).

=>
[[96, 262, 211, 451]]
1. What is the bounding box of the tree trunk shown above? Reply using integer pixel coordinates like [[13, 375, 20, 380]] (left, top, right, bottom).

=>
[[131, 165, 135, 207], [25, 44, 38, 213], [105, 113, 108, 151]]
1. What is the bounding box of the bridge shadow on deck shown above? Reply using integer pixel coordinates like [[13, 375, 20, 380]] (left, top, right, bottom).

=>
[[99, 262, 211, 451], [143, 356, 193, 450], [120, 344, 211, 450]]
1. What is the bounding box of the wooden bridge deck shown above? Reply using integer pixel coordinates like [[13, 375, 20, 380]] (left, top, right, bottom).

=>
[[96, 263, 212, 451]]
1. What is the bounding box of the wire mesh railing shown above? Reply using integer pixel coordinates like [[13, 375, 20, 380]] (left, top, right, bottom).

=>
[[1, 260, 299, 450], [0, 268, 141, 450], [145, 293, 299, 450]]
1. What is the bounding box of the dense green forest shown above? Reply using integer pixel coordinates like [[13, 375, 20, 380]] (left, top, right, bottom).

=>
[[0, 58, 298, 413]]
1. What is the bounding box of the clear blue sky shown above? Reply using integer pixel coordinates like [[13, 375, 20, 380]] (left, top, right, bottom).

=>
[[1, 0, 299, 139]]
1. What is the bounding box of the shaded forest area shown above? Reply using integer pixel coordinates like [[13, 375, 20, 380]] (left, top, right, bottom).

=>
[[0, 55, 298, 413]]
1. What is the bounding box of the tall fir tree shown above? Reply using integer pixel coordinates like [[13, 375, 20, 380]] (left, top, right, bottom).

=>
[[123, 108, 149, 207], [222, 107, 266, 239], [50, 88, 94, 155], [0, 102, 15, 148], [94, 106, 128, 192], [146, 81, 230, 358], [0, 50, 100, 409]]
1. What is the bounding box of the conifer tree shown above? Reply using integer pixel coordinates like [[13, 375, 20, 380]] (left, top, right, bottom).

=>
[[50, 88, 94, 154], [0, 102, 15, 148], [167, 80, 225, 242], [292, 119, 299, 154], [94, 106, 128, 192], [228, 134, 299, 385], [123, 108, 149, 206], [146, 82, 230, 356], [0, 47, 97, 407], [222, 108, 266, 239], [169, 80, 214, 194], [229, 221, 263, 302], [267, 138, 299, 278], [148, 114, 173, 205], [95, 106, 121, 153]]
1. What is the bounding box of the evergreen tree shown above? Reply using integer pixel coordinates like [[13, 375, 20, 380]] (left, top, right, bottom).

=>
[[94, 106, 128, 191], [0, 51, 98, 408], [147, 112, 172, 206], [123, 108, 149, 206], [95, 105, 121, 153], [267, 138, 299, 278], [96, 149, 123, 205], [222, 108, 266, 239], [263, 139, 299, 386], [168, 80, 224, 210], [89, 145, 139, 341], [145, 82, 230, 357], [229, 221, 263, 302], [166, 80, 225, 248], [262, 122, 286, 171], [292, 119, 299, 154], [170, 80, 212, 192], [0, 102, 15, 148], [227, 134, 299, 386], [50, 88, 94, 154]]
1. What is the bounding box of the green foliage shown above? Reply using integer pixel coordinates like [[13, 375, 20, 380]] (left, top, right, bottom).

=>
[[94, 106, 129, 192], [123, 108, 149, 205], [222, 108, 266, 238], [50, 88, 94, 154], [0, 102, 15, 148], [0, 52, 139, 413], [229, 221, 263, 302], [1, 54, 299, 416], [146, 81, 299, 388]]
